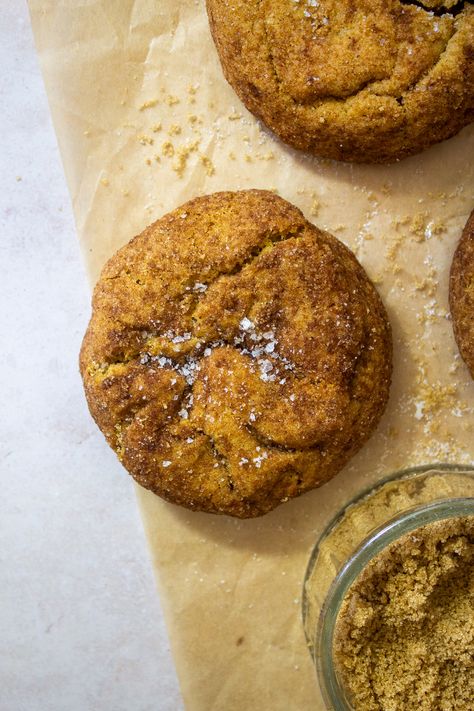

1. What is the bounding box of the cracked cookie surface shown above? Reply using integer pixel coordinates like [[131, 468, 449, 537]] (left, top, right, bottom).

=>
[[450, 210, 474, 379], [206, 0, 474, 163], [80, 190, 392, 517]]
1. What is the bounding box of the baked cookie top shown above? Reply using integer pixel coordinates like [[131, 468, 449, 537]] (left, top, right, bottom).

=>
[[207, 0, 474, 163], [450, 210, 474, 379], [80, 191, 392, 518]]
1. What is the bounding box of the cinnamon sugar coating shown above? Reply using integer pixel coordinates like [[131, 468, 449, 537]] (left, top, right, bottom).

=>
[[80, 191, 392, 517], [206, 0, 474, 163], [450, 209, 474, 379]]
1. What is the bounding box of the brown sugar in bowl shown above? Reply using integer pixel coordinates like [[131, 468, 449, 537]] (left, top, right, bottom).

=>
[[303, 465, 474, 710], [80, 190, 392, 518]]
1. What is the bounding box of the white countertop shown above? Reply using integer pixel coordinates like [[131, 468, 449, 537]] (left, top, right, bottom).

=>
[[0, 5, 183, 709]]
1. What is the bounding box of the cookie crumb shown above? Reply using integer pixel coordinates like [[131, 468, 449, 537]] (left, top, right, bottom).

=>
[[139, 99, 159, 111]]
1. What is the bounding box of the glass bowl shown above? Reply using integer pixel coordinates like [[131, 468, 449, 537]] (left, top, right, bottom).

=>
[[302, 463, 474, 710]]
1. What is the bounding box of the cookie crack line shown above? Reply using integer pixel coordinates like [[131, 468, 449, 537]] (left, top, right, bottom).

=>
[[95, 224, 307, 373], [400, 26, 457, 96], [103, 330, 354, 460], [105, 340, 303, 444], [193, 427, 232, 474], [256, 0, 283, 91], [95, 345, 329, 458], [188, 223, 306, 296], [105, 224, 305, 291], [114, 385, 191, 455], [244, 422, 322, 455], [88, 320, 307, 383], [399, 0, 472, 17]]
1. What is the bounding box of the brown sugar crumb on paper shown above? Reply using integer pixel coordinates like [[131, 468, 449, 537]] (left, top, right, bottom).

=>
[[414, 263, 438, 297], [334, 516, 474, 711], [188, 114, 202, 126], [168, 124, 182, 136], [172, 141, 200, 178], [139, 99, 159, 111], [162, 141, 175, 157], [310, 198, 321, 217], [412, 381, 458, 422], [394, 212, 447, 242], [131, 86, 221, 180], [199, 154, 215, 176], [138, 134, 154, 146], [421, 434, 465, 463]]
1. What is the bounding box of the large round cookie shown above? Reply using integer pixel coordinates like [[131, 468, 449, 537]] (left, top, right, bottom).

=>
[[80, 191, 392, 518], [206, 0, 474, 163], [450, 210, 474, 378]]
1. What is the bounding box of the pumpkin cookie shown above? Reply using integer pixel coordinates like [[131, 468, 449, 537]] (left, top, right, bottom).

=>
[[450, 210, 474, 378], [80, 191, 392, 517], [206, 0, 474, 163]]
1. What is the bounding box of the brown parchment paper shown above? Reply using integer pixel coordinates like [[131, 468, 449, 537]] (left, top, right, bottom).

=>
[[29, 1, 474, 708]]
